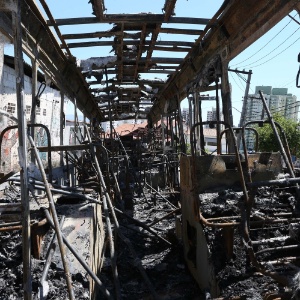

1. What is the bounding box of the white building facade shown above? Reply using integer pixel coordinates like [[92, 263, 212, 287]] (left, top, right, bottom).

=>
[[243, 86, 299, 149], [245, 86, 299, 123], [0, 53, 70, 171]]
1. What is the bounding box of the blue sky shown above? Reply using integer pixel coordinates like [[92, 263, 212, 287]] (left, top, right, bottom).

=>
[[228, 12, 300, 125], [4, 1, 300, 125]]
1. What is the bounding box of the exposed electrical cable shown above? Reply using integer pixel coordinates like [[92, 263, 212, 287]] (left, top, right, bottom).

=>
[[289, 14, 300, 26], [280, 78, 297, 88], [247, 35, 300, 69], [239, 26, 300, 68], [236, 73, 247, 92], [229, 72, 245, 93], [230, 15, 295, 67], [236, 73, 247, 83]]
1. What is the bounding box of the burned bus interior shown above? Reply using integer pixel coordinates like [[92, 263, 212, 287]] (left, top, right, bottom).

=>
[[1, 0, 300, 299]]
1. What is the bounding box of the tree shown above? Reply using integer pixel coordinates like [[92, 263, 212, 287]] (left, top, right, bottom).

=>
[[255, 113, 300, 157]]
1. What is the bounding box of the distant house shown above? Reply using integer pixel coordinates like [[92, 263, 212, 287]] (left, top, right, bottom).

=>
[[202, 128, 227, 154], [111, 121, 148, 137]]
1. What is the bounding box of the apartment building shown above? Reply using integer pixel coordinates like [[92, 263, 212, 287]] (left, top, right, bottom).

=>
[[243, 86, 299, 149], [245, 86, 299, 122]]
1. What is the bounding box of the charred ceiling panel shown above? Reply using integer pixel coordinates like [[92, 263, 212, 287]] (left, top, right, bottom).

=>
[[43, 1, 210, 122], [0, 1, 104, 123], [91, 0, 106, 20], [148, 0, 299, 123], [0, 0, 298, 123]]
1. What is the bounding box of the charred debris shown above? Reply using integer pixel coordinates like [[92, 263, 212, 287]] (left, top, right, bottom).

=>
[[1, 0, 300, 299]]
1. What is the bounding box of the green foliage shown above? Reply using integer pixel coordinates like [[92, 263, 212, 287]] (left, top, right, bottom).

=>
[[255, 113, 300, 157], [186, 143, 191, 154]]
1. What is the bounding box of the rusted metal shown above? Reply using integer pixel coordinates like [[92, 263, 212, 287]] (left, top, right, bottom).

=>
[[0, 171, 15, 184], [60, 92, 65, 167], [84, 125, 161, 298], [190, 121, 248, 199], [84, 125, 121, 299], [114, 207, 171, 245], [149, 0, 298, 122], [1, 0, 300, 298], [183, 118, 300, 294], [199, 213, 239, 228], [234, 114, 300, 287], [0, 124, 53, 183], [8, 176, 99, 202], [38, 0, 72, 57], [248, 177, 300, 187], [201, 213, 300, 228], [0, 0, 298, 125], [241, 121, 288, 178], [12, 2, 32, 297], [148, 207, 181, 227], [258, 91, 296, 177], [28, 134, 75, 300], [145, 182, 177, 209], [30, 218, 48, 259], [219, 127, 259, 154], [222, 227, 234, 259], [0, 218, 47, 232], [96, 143, 122, 202], [256, 244, 300, 257], [43, 208, 112, 299], [30, 56, 38, 165], [39, 216, 65, 300], [37, 144, 89, 152]]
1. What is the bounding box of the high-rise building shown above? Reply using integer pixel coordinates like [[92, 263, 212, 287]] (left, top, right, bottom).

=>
[[181, 108, 189, 123], [245, 86, 299, 123], [207, 107, 217, 122], [206, 107, 224, 128], [242, 86, 299, 149]]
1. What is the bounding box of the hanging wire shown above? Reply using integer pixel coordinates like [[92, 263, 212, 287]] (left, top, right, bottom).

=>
[[235, 72, 247, 83], [230, 15, 295, 67], [236, 73, 248, 93], [239, 25, 300, 69], [229, 72, 245, 93], [246, 36, 300, 69], [280, 78, 297, 88]]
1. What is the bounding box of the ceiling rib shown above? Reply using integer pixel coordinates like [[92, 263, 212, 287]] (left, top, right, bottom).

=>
[[163, 0, 177, 22], [47, 16, 210, 26], [92, 0, 105, 20], [133, 24, 147, 83], [14, 0, 294, 123], [38, 0, 72, 57]]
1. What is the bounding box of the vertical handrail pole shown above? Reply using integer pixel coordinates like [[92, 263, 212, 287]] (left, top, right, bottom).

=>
[[30, 54, 38, 164], [237, 70, 252, 149], [216, 78, 221, 154], [84, 125, 121, 299], [60, 92, 64, 168], [259, 91, 295, 178], [177, 102, 186, 154], [28, 135, 75, 300], [12, 2, 32, 298]]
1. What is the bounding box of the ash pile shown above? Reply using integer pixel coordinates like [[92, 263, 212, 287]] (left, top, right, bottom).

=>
[[0, 182, 92, 300], [0, 153, 202, 300], [100, 188, 202, 300], [198, 183, 300, 299]]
